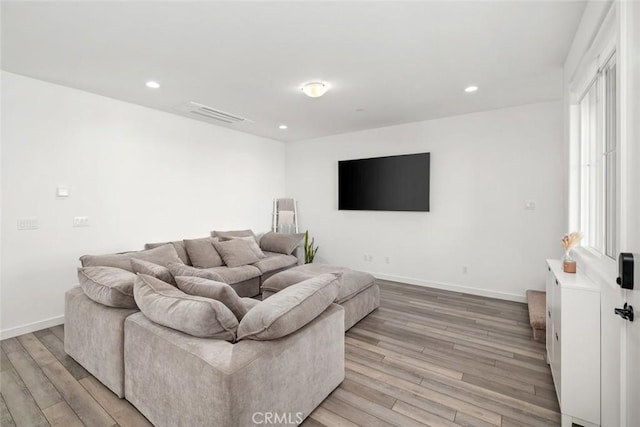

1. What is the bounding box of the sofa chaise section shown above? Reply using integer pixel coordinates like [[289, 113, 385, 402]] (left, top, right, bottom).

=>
[[124, 304, 345, 427]]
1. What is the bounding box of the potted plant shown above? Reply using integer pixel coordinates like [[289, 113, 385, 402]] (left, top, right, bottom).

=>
[[304, 230, 319, 264]]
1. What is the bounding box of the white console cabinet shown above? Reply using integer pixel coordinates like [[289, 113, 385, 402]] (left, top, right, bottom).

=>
[[546, 260, 601, 427]]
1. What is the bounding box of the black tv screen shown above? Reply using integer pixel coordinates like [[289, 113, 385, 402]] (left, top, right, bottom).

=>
[[338, 153, 430, 212]]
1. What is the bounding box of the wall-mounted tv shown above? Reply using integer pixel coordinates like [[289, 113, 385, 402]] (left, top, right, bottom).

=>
[[338, 152, 430, 212]]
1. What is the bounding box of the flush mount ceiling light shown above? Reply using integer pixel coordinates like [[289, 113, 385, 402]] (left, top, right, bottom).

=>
[[279, 124, 288, 130], [464, 85, 479, 93], [301, 82, 329, 98], [146, 81, 160, 89]]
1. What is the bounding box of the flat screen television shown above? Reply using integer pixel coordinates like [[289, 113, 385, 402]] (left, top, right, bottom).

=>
[[338, 152, 430, 212]]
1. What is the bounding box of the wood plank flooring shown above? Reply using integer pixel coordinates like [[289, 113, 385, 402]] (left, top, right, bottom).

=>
[[0, 280, 559, 426]]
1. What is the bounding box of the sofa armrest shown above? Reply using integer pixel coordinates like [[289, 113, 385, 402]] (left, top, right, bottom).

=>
[[124, 305, 344, 426], [293, 245, 305, 265]]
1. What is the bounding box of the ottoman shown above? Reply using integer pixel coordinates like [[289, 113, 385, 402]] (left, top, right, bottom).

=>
[[261, 264, 380, 331]]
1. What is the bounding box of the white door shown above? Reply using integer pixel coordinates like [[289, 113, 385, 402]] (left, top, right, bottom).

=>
[[622, 1, 640, 424], [620, 1, 640, 425], [601, 280, 626, 426]]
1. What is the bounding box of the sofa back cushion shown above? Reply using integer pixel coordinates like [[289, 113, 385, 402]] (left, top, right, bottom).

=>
[[131, 259, 176, 286], [78, 266, 137, 308], [80, 244, 183, 272], [213, 239, 260, 268], [183, 237, 224, 268], [175, 276, 248, 321], [134, 274, 237, 340], [211, 229, 257, 242], [237, 273, 340, 341], [144, 241, 191, 265], [259, 232, 305, 255]]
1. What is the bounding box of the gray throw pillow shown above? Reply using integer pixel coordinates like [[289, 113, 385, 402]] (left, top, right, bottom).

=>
[[183, 237, 224, 268], [144, 241, 190, 265], [237, 273, 340, 341], [213, 239, 260, 268], [175, 276, 248, 321], [134, 274, 238, 340], [259, 232, 305, 255], [78, 266, 137, 308], [228, 236, 266, 259], [211, 229, 257, 242], [80, 244, 183, 272], [131, 258, 176, 286], [167, 263, 225, 282]]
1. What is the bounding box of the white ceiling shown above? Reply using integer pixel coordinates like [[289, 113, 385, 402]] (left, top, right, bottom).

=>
[[1, 1, 585, 142]]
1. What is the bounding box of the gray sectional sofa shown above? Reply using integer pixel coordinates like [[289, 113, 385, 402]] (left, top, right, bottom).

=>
[[64, 229, 379, 426]]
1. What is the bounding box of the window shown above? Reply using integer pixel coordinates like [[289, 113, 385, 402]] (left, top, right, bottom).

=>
[[579, 54, 618, 258]]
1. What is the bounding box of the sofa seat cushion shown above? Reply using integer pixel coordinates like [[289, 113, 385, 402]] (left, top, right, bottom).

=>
[[261, 263, 376, 304], [252, 252, 297, 274], [77, 266, 137, 308], [134, 274, 238, 340], [167, 263, 224, 282], [80, 244, 183, 272], [131, 259, 176, 286], [209, 265, 261, 285], [175, 276, 248, 321], [237, 273, 340, 340]]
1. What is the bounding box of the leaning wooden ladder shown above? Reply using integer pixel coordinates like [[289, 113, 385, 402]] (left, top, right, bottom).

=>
[[272, 198, 298, 233]]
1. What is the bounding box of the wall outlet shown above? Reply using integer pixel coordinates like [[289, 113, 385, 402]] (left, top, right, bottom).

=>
[[524, 200, 537, 210], [17, 217, 39, 230], [73, 216, 89, 227], [462, 266, 468, 274], [385, 257, 390, 264]]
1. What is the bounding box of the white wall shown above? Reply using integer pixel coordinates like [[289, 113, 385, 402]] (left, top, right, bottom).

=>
[[0, 72, 286, 338], [286, 101, 564, 301]]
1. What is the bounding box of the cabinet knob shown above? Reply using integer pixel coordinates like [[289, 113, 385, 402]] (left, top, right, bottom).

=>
[[555, 332, 559, 341], [555, 279, 558, 286], [548, 310, 551, 318]]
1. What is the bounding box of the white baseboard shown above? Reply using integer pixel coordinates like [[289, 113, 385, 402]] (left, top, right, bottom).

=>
[[368, 272, 527, 303], [0, 315, 65, 340]]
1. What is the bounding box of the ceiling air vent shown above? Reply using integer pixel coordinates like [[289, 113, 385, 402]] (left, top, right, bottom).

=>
[[175, 101, 250, 124]]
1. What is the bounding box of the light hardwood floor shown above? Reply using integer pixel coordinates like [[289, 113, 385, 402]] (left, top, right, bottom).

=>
[[0, 280, 559, 426]]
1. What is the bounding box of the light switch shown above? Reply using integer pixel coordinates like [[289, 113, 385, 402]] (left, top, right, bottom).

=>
[[524, 200, 537, 210], [73, 216, 89, 227], [56, 187, 70, 197], [17, 217, 39, 230]]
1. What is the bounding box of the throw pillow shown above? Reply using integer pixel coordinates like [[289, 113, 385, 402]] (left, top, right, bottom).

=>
[[77, 266, 137, 308], [175, 276, 248, 321], [167, 263, 225, 282], [259, 232, 305, 255], [183, 237, 224, 268], [80, 244, 183, 272], [131, 258, 176, 286], [228, 236, 266, 259], [134, 274, 238, 340], [213, 239, 260, 268], [211, 229, 257, 243], [237, 273, 340, 340], [144, 241, 191, 265]]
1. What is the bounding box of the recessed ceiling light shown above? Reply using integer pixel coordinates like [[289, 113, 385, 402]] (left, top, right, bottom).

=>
[[146, 81, 160, 89], [301, 82, 329, 98], [464, 85, 479, 93], [279, 124, 288, 130]]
